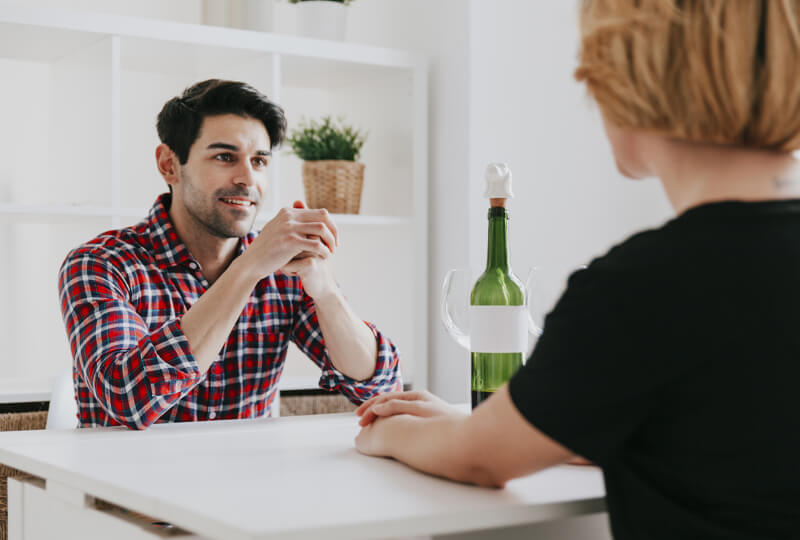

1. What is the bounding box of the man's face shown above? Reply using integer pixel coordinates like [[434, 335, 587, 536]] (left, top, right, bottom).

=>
[[172, 114, 271, 238]]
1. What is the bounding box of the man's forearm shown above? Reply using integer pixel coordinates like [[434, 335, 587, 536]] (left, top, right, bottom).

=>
[[313, 290, 378, 381], [181, 256, 260, 373]]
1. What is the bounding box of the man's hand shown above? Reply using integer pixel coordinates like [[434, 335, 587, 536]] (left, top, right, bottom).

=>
[[280, 200, 340, 300], [282, 255, 338, 300], [241, 201, 339, 281], [355, 390, 457, 427]]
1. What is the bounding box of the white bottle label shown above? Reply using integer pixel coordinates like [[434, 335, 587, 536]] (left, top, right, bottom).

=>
[[469, 305, 528, 354]]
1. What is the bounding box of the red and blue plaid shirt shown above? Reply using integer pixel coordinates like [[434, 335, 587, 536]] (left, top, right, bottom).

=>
[[58, 194, 402, 429]]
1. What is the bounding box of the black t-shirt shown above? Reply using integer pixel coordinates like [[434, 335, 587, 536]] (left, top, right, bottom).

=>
[[509, 200, 800, 539]]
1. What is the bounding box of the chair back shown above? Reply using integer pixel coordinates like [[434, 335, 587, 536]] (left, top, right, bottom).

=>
[[46, 368, 78, 429]]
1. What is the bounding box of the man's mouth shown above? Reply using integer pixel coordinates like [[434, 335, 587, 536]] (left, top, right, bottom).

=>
[[219, 197, 255, 208]]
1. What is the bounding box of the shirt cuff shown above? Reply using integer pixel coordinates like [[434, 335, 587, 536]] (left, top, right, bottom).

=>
[[318, 322, 402, 402]]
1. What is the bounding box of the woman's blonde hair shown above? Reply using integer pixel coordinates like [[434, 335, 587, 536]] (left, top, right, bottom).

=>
[[575, 0, 800, 151]]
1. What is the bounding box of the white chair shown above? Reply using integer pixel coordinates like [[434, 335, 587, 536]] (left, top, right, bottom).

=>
[[46, 368, 78, 429]]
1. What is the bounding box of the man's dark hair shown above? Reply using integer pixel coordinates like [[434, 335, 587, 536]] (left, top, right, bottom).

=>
[[156, 79, 287, 164]]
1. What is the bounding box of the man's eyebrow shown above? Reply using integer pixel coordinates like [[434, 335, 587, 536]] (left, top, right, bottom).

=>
[[207, 142, 271, 156], [207, 142, 238, 151]]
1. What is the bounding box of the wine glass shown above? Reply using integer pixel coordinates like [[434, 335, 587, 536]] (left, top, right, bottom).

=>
[[441, 268, 544, 352]]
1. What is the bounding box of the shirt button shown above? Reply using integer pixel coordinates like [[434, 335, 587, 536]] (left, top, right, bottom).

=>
[[189, 262, 197, 269], [209, 411, 217, 420]]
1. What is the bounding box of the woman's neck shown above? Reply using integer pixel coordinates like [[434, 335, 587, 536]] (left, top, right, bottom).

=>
[[650, 137, 800, 214]]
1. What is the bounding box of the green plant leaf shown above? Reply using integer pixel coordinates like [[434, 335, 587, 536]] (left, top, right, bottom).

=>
[[286, 115, 367, 161]]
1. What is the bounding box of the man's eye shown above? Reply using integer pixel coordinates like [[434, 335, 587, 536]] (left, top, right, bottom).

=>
[[215, 153, 234, 163], [253, 157, 269, 168]]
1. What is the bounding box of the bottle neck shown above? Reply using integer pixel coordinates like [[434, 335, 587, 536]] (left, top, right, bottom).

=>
[[486, 206, 510, 272]]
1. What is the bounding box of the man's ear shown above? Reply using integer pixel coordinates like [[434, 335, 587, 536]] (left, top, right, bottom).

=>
[[155, 144, 180, 188]]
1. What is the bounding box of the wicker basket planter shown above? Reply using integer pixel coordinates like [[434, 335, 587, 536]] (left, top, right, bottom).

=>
[[302, 160, 365, 214]]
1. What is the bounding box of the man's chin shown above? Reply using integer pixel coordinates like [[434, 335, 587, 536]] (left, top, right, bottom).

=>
[[208, 219, 256, 239], [227, 222, 256, 238]]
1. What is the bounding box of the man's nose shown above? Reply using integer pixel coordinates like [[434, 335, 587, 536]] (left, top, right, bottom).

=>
[[233, 161, 258, 187]]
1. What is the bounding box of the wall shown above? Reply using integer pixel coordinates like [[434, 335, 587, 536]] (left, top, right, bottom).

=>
[[463, 0, 673, 402], [0, 0, 675, 400], [344, 0, 474, 400], [343, 0, 674, 402]]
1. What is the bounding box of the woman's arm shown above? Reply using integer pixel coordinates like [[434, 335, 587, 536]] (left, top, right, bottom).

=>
[[355, 385, 575, 487]]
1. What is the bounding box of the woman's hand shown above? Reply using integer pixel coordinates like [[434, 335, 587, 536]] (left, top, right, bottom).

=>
[[355, 390, 458, 427]]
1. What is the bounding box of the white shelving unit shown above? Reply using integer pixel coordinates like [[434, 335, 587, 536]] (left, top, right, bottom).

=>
[[0, 4, 428, 399]]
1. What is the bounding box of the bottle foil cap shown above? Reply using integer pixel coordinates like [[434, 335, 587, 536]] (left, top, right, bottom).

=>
[[484, 163, 514, 199]]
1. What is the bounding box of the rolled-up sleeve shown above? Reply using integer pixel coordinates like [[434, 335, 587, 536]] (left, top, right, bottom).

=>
[[59, 249, 202, 429], [291, 293, 402, 404]]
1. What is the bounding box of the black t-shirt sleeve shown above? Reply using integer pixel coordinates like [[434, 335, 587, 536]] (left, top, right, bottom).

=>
[[509, 262, 688, 465]]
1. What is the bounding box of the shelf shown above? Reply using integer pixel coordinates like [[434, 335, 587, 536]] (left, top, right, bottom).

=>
[[0, 204, 410, 226], [329, 214, 409, 226], [277, 376, 320, 392], [0, 5, 423, 73], [255, 212, 410, 227], [0, 3, 428, 392], [0, 375, 415, 405], [0, 204, 141, 218], [0, 377, 54, 404], [278, 375, 416, 392], [0, 375, 308, 404]]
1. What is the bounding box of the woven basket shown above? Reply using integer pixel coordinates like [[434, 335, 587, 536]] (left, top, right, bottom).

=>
[[0, 411, 48, 540], [302, 160, 365, 214], [280, 393, 356, 416]]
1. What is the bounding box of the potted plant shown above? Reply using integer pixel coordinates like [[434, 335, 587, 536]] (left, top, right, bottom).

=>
[[286, 116, 367, 214], [288, 0, 353, 41]]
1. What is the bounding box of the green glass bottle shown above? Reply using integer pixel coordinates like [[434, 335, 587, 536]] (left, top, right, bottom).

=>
[[469, 164, 526, 408]]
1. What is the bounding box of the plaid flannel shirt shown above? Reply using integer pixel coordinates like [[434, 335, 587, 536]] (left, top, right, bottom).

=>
[[58, 194, 402, 429]]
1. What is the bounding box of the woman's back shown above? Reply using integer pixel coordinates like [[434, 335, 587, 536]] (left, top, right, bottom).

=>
[[511, 199, 800, 539]]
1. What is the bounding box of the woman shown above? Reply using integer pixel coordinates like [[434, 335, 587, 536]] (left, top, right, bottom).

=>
[[355, 1, 800, 539]]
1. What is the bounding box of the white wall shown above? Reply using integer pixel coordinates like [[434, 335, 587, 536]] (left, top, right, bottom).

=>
[[342, 0, 473, 400], [0, 0, 675, 400], [343, 0, 674, 402], [462, 0, 673, 402]]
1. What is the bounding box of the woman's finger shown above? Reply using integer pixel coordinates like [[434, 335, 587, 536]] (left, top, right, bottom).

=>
[[358, 398, 433, 426], [373, 399, 433, 419], [355, 391, 409, 416], [355, 391, 432, 416]]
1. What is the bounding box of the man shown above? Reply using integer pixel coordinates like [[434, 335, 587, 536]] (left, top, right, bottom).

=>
[[59, 79, 401, 429]]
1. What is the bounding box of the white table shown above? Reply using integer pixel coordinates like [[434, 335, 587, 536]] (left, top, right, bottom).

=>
[[0, 412, 609, 539]]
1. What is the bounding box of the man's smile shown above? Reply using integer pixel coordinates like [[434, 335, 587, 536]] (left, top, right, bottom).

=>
[[219, 197, 255, 208]]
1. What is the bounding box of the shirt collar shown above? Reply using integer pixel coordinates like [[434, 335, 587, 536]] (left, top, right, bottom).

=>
[[146, 193, 256, 270]]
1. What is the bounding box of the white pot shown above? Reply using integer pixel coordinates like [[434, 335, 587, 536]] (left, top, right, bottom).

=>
[[241, 0, 276, 32], [295, 1, 348, 41]]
